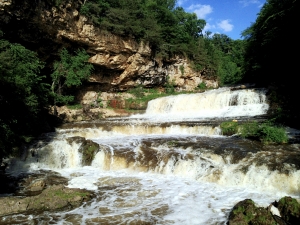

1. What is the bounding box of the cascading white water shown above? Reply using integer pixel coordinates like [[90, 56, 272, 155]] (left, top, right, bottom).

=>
[[134, 87, 269, 121], [4, 87, 299, 225]]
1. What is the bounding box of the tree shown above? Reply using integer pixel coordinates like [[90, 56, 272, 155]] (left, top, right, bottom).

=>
[[51, 48, 93, 110], [0, 38, 50, 160], [242, 0, 298, 127], [242, 0, 297, 83]]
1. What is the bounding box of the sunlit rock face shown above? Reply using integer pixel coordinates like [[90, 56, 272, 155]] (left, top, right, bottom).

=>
[[0, 0, 218, 92]]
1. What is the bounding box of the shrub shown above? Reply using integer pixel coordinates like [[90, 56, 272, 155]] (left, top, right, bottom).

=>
[[197, 82, 207, 90], [220, 121, 239, 135], [221, 120, 288, 144], [165, 76, 176, 94], [240, 121, 288, 144], [240, 121, 260, 138], [127, 85, 145, 98], [259, 123, 288, 144], [179, 65, 185, 76]]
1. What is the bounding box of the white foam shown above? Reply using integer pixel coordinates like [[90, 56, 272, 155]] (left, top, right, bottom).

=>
[[132, 87, 268, 121], [48, 168, 285, 225]]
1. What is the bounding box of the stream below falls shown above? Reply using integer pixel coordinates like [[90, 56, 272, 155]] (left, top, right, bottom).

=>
[[2, 87, 300, 225]]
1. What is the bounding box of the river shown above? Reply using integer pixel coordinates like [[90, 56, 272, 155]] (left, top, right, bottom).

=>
[[2, 87, 300, 224]]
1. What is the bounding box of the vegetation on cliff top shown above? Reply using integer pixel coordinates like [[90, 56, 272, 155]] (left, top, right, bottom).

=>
[[79, 0, 244, 84]]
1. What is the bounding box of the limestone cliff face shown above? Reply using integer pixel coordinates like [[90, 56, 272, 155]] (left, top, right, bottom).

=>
[[0, 0, 218, 92]]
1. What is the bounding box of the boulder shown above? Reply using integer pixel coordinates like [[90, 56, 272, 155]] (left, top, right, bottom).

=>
[[0, 184, 93, 216], [277, 196, 300, 224], [227, 199, 276, 225]]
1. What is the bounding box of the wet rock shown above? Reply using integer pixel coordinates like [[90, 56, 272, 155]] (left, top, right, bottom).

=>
[[27, 178, 45, 192], [0, 197, 29, 216], [0, 184, 93, 216], [227, 197, 300, 225], [230, 84, 255, 91], [67, 136, 101, 167], [78, 139, 100, 166], [15, 171, 69, 196], [227, 199, 276, 225], [277, 196, 300, 224]]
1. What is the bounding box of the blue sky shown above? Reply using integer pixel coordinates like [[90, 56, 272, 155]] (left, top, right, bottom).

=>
[[177, 0, 266, 40]]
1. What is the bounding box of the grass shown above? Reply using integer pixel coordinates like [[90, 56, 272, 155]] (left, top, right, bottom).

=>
[[125, 87, 179, 110], [66, 104, 82, 110], [125, 87, 194, 110]]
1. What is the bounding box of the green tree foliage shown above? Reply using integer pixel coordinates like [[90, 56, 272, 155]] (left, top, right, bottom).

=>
[[0, 38, 50, 159], [198, 34, 245, 84], [78, 0, 245, 84], [51, 48, 93, 107], [242, 0, 298, 127], [242, 0, 297, 82]]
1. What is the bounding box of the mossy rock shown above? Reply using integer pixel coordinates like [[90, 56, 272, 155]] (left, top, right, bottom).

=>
[[78, 140, 100, 166], [0, 184, 93, 216], [277, 196, 300, 224], [227, 199, 276, 225]]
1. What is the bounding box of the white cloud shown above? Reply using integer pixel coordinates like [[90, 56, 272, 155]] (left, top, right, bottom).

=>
[[203, 22, 216, 37], [204, 22, 216, 31], [217, 20, 234, 32], [239, 0, 261, 7], [188, 4, 213, 19], [177, 0, 188, 6]]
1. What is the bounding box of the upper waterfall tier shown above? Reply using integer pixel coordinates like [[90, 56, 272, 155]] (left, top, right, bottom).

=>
[[133, 87, 269, 121]]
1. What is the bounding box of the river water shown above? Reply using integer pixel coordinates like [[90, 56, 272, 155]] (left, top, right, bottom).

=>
[[3, 87, 300, 224]]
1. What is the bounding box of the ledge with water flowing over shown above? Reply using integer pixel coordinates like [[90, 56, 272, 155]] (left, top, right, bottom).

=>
[[130, 87, 269, 122], [2, 87, 300, 225]]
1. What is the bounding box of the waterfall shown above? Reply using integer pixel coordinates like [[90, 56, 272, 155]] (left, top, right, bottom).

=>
[[4, 87, 299, 225], [135, 87, 269, 121]]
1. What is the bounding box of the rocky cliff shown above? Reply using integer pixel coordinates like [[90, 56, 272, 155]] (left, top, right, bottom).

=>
[[0, 0, 217, 94]]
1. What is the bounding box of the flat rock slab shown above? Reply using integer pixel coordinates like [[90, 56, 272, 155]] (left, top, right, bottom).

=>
[[0, 184, 93, 216]]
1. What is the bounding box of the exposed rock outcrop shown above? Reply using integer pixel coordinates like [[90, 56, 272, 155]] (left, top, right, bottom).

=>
[[0, 184, 93, 216], [0, 0, 218, 94], [0, 171, 93, 217]]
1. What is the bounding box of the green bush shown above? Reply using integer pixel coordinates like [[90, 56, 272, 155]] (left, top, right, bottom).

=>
[[259, 123, 288, 144], [221, 121, 288, 144], [127, 85, 145, 98], [220, 121, 239, 135], [179, 65, 185, 76], [51, 48, 93, 106], [240, 121, 260, 138], [197, 82, 207, 90], [240, 121, 288, 144], [165, 76, 176, 94]]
